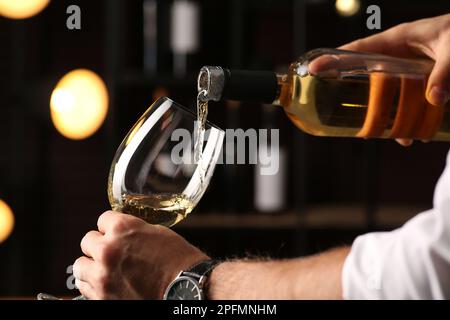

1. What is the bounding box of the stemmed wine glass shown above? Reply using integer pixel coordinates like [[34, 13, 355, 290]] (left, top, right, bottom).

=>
[[107, 96, 224, 226], [38, 97, 224, 300]]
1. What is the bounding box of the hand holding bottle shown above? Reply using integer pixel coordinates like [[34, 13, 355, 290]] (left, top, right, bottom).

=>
[[199, 15, 450, 143], [339, 13, 450, 146]]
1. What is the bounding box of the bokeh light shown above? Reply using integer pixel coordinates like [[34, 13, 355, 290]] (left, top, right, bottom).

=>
[[335, 0, 360, 17], [0, 0, 50, 19], [50, 69, 109, 140], [0, 199, 14, 244]]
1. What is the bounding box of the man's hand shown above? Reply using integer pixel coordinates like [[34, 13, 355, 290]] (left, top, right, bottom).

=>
[[340, 13, 450, 146], [73, 211, 209, 300]]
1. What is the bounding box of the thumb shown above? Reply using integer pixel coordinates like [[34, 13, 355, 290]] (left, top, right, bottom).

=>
[[426, 51, 450, 107]]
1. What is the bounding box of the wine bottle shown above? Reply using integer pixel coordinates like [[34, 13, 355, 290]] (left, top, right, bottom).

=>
[[197, 48, 450, 141], [254, 104, 287, 213], [222, 101, 242, 213], [143, 0, 158, 74], [170, 0, 200, 77]]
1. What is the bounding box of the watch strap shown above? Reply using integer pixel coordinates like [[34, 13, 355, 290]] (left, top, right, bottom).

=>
[[186, 259, 220, 278]]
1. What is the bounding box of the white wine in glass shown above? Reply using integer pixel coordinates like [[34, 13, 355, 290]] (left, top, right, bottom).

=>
[[108, 97, 224, 227]]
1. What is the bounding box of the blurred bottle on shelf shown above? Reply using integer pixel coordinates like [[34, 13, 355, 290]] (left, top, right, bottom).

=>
[[143, 0, 158, 74], [150, 86, 179, 203], [254, 104, 287, 213], [219, 101, 255, 214], [170, 0, 200, 78], [222, 101, 240, 213]]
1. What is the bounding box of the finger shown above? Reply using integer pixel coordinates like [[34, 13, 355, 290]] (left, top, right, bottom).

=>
[[75, 278, 97, 300], [73, 256, 96, 283], [97, 211, 122, 234], [395, 138, 413, 147], [339, 23, 416, 58], [426, 41, 450, 106], [309, 54, 340, 75], [80, 230, 103, 258]]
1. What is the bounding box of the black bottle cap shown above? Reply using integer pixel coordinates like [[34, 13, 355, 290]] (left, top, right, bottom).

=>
[[221, 69, 278, 104]]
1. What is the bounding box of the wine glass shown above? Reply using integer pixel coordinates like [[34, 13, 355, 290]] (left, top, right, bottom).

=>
[[108, 96, 224, 226], [38, 97, 224, 300]]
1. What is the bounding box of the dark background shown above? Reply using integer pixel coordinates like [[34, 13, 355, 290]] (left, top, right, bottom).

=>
[[0, 0, 449, 297]]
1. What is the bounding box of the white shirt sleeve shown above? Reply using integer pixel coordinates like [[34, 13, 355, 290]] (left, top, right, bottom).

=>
[[342, 150, 450, 299]]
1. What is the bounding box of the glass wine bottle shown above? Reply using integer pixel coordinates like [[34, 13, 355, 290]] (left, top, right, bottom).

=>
[[198, 48, 450, 141]]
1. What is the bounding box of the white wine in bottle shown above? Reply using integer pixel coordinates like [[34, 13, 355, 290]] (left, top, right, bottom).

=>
[[198, 48, 450, 141]]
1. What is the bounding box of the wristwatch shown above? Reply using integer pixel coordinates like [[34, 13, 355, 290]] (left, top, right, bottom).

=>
[[163, 259, 220, 300]]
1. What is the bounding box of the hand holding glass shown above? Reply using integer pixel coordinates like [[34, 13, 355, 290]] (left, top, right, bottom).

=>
[[38, 97, 224, 300]]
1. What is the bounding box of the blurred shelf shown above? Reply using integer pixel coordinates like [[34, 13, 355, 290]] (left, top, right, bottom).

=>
[[175, 204, 428, 230], [117, 71, 197, 88], [176, 212, 301, 230]]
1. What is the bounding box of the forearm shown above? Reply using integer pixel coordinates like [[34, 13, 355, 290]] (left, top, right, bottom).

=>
[[207, 247, 350, 300]]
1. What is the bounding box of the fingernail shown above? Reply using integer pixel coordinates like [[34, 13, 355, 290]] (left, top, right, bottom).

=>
[[427, 86, 448, 106]]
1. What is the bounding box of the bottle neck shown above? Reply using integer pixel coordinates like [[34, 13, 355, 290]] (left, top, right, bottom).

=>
[[198, 66, 283, 104]]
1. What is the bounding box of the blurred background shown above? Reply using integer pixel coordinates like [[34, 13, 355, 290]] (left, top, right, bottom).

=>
[[0, 0, 449, 297]]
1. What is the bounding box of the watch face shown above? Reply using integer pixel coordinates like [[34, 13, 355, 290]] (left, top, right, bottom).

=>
[[165, 276, 203, 300]]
